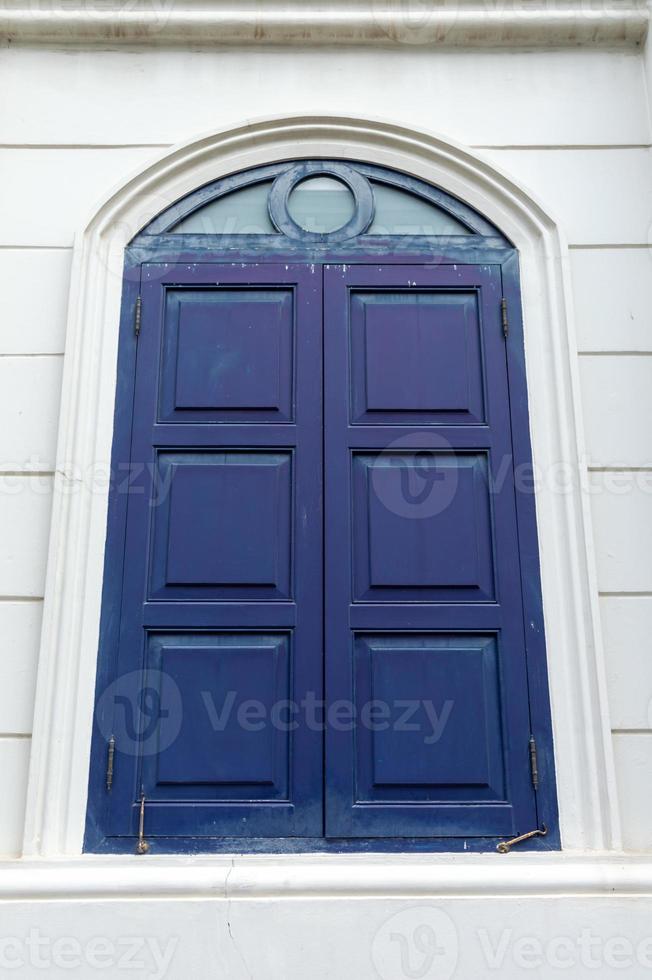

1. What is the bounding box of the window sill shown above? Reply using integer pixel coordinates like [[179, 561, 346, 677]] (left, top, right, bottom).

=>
[[0, 852, 650, 901]]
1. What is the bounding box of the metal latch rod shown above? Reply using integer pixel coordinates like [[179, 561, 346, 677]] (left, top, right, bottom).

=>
[[497, 825, 548, 854]]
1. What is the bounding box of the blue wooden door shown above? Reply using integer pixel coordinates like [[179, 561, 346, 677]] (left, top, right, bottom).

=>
[[324, 264, 538, 839], [103, 262, 323, 839], [91, 257, 545, 849]]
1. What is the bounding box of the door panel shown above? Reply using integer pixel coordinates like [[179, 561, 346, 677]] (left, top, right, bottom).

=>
[[352, 451, 495, 602], [105, 263, 323, 840], [149, 451, 293, 600], [349, 290, 485, 425], [354, 634, 504, 797], [324, 264, 537, 838], [159, 288, 294, 423], [142, 632, 290, 799]]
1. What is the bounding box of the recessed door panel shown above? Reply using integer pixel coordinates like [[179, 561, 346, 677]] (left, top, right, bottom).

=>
[[143, 633, 290, 799], [354, 633, 504, 798], [350, 290, 484, 425], [159, 289, 294, 423], [149, 451, 292, 600], [352, 452, 495, 602]]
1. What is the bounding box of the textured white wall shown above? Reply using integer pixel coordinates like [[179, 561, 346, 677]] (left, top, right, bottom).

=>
[[0, 43, 650, 856]]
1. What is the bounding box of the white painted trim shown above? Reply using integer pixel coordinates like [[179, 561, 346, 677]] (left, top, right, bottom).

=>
[[0, 0, 647, 46], [24, 114, 620, 858], [2, 854, 652, 900]]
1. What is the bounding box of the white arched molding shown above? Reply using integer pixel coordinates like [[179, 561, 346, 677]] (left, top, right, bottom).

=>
[[23, 114, 620, 859]]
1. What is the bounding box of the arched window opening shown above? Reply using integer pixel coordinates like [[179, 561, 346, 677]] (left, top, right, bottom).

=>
[[85, 157, 557, 855]]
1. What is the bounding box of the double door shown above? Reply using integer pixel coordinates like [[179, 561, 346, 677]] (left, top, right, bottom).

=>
[[99, 260, 538, 844]]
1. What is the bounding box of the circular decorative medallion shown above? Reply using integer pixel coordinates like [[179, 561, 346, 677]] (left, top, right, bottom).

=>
[[268, 161, 375, 243]]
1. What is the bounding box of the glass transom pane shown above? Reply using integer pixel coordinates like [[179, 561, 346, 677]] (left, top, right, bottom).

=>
[[287, 176, 356, 234], [367, 182, 471, 236], [170, 182, 277, 234], [167, 172, 475, 238]]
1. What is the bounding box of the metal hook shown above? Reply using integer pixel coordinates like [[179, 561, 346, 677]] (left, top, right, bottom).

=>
[[497, 825, 547, 854], [136, 793, 150, 854]]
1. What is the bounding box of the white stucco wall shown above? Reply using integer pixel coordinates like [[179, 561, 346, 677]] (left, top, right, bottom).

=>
[[1, 40, 651, 856], [0, 23, 651, 978]]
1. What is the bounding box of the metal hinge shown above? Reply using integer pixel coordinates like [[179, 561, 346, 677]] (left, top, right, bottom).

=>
[[497, 825, 548, 854], [134, 295, 142, 337], [500, 297, 509, 338], [529, 734, 539, 790], [105, 735, 115, 792]]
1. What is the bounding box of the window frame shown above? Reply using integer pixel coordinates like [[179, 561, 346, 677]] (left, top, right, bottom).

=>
[[23, 118, 619, 859]]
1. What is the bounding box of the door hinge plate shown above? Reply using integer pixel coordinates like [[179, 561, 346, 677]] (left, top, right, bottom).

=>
[[529, 734, 539, 790], [105, 734, 115, 792], [134, 295, 142, 337], [500, 297, 509, 338]]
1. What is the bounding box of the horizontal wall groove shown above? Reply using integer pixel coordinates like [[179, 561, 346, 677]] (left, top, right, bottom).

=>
[[588, 467, 652, 473], [0, 733, 31, 741], [0, 471, 54, 477], [0, 352, 64, 359], [0, 143, 171, 150], [568, 243, 652, 250], [473, 143, 652, 151], [599, 591, 652, 598], [0, 596, 43, 603], [0, 244, 72, 252], [578, 351, 652, 357], [613, 730, 652, 736]]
